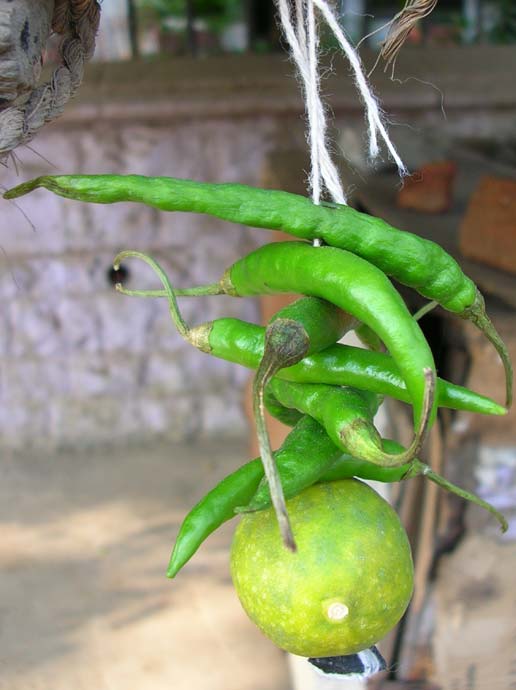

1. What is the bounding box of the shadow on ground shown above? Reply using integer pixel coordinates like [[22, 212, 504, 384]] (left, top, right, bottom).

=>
[[0, 438, 289, 690]]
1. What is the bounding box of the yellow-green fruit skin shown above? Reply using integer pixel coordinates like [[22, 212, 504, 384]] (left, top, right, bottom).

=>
[[230, 479, 413, 657]]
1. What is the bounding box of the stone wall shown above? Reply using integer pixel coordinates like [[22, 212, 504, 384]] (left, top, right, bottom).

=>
[[1, 49, 515, 451]]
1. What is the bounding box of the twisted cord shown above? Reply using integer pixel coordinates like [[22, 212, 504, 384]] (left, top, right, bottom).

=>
[[313, 0, 407, 176], [275, 0, 407, 204], [277, 0, 346, 205]]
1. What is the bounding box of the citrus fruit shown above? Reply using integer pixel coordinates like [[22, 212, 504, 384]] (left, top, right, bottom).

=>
[[230, 479, 413, 657]]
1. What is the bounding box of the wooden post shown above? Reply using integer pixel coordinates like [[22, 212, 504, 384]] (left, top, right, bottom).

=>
[[243, 0, 253, 50], [185, 0, 197, 57], [126, 0, 139, 58]]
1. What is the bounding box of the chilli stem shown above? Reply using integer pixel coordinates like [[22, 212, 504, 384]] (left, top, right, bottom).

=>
[[252, 319, 311, 551], [113, 250, 190, 340], [413, 300, 438, 321], [464, 292, 513, 409], [413, 460, 508, 533]]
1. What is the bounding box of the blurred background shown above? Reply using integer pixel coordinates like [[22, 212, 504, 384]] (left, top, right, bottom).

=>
[[97, 0, 516, 59], [1, 1, 515, 689]]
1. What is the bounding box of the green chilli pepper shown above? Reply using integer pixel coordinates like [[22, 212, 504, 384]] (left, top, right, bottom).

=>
[[7, 174, 510, 406], [250, 300, 356, 549], [167, 415, 341, 578], [114, 251, 356, 356], [320, 445, 415, 484], [268, 377, 426, 467], [250, 318, 311, 550], [245, 436, 416, 513], [247, 435, 507, 532]]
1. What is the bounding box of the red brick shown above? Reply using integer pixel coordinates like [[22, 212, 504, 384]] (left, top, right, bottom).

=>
[[397, 160, 457, 213], [460, 176, 516, 275]]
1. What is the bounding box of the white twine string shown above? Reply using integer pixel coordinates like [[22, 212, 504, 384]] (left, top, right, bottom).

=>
[[277, 0, 346, 206], [306, 2, 322, 204], [275, 0, 407, 206], [313, 0, 407, 175], [295, 0, 307, 53]]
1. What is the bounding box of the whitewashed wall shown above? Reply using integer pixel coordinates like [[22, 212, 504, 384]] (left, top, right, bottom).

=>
[[0, 116, 282, 450]]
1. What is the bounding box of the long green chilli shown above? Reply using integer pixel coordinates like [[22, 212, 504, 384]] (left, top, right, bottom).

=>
[[6, 174, 511, 406], [268, 378, 409, 467], [250, 298, 356, 548], [248, 439, 507, 532], [245, 434, 420, 514], [251, 318, 310, 550]]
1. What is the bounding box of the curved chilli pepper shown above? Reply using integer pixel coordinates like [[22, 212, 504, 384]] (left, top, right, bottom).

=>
[[167, 460, 262, 579], [268, 377, 425, 468], [8, 175, 510, 406], [167, 415, 341, 578], [212, 241, 437, 431], [319, 441, 416, 485], [187, 318, 505, 416], [3, 176, 465, 307], [251, 318, 311, 550], [246, 437, 416, 513], [114, 252, 355, 357], [0, 175, 483, 312]]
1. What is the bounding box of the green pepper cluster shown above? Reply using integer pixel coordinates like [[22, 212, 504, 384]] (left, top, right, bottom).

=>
[[4, 174, 511, 574]]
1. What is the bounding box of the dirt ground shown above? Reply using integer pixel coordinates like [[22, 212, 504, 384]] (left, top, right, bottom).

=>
[[0, 437, 290, 690]]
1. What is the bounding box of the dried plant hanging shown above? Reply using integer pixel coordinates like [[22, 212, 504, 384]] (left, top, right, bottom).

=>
[[0, 0, 101, 162], [381, 0, 439, 72]]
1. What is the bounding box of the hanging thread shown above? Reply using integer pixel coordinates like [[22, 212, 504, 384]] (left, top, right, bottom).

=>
[[275, 0, 407, 207], [277, 0, 346, 206]]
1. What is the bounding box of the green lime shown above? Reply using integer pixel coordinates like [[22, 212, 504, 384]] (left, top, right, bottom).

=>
[[230, 479, 413, 657]]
